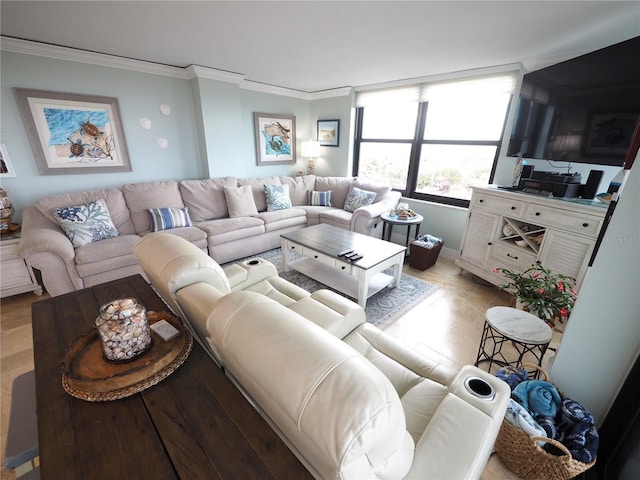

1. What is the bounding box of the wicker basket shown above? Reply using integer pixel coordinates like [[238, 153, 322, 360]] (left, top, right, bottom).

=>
[[494, 364, 596, 479], [409, 239, 443, 270]]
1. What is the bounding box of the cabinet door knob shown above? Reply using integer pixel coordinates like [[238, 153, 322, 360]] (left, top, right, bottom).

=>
[[291, 246, 296, 250], [582, 223, 589, 228], [479, 199, 484, 203], [487, 242, 492, 246], [511, 206, 516, 210], [314, 255, 319, 259], [341, 266, 346, 270], [535, 212, 541, 216]]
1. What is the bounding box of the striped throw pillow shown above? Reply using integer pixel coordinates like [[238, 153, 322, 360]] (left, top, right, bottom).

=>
[[147, 207, 192, 231], [308, 190, 332, 207]]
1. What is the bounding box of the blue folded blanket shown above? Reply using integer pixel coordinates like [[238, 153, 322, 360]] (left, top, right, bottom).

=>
[[554, 398, 599, 463], [512, 380, 562, 419], [495, 366, 529, 390]]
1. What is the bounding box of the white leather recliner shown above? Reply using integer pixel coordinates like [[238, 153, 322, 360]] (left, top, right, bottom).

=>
[[134, 232, 510, 479]]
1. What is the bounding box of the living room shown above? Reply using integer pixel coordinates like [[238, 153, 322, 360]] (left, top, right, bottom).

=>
[[1, 2, 639, 479]]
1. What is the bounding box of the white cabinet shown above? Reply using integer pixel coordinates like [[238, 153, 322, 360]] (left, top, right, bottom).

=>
[[1, 234, 43, 298], [456, 186, 607, 290]]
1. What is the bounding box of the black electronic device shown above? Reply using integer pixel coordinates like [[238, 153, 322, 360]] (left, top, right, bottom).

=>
[[530, 171, 582, 184], [349, 254, 363, 261], [507, 36, 640, 167], [521, 165, 534, 179], [518, 178, 582, 198], [337, 249, 354, 257], [581, 170, 604, 199]]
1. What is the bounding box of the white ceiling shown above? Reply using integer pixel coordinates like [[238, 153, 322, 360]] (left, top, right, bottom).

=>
[[2, 1, 639, 93]]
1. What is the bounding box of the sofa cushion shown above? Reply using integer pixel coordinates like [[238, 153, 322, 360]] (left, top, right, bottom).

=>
[[122, 181, 185, 234], [238, 176, 281, 212], [344, 187, 377, 212], [52, 199, 119, 247], [75, 234, 141, 272], [308, 190, 333, 206], [196, 217, 265, 246], [280, 175, 316, 206], [314, 176, 355, 209], [36, 188, 135, 234], [257, 209, 307, 232], [319, 208, 353, 230], [147, 207, 192, 232], [179, 177, 237, 221], [223, 185, 259, 217], [264, 184, 292, 212]]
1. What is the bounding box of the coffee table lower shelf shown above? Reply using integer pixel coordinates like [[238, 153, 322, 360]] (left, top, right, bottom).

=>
[[287, 257, 396, 306]]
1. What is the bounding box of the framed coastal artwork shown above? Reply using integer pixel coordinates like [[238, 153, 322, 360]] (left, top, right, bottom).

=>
[[0, 144, 16, 178], [253, 112, 296, 165], [317, 119, 340, 147], [14, 88, 131, 175]]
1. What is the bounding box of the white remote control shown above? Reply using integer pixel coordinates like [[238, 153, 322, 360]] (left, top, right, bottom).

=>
[[150, 319, 181, 342]]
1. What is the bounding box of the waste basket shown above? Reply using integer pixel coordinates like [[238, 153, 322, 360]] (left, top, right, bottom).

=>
[[409, 234, 443, 270]]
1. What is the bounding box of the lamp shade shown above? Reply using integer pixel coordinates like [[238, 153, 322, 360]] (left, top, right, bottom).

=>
[[301, 140, 321, 158]]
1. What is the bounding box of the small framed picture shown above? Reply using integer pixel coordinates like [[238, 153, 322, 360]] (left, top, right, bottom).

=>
[[317, 119, 340, 147], [0, 144, 16, 178]]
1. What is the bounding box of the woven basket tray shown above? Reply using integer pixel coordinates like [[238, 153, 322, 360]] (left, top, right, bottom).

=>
[[61, 311, 192, 402], [494, 364, 596, 480]]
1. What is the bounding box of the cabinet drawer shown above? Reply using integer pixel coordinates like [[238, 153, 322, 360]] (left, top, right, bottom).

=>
[[0, 258, 33, 288], [524, 204, 603, 236], [302, 248, 334, 266], [472, 193, 526, 217], [491, 243, 537, 271], [334, 259, 352, 275], [0, 242, 19, 260]]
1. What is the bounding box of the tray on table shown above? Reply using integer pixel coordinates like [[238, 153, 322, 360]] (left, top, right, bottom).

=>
[[61, 311, 193, 402]]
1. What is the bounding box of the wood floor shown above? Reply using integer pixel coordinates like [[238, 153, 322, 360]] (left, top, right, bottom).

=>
[[1, 256, 553, 479]]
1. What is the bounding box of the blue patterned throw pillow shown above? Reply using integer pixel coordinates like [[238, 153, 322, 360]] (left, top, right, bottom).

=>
[[264, 184, 292, 211], [344, 187, 377, 212], [52, 198, 118, 247], [147, 207, 192, 232], [308, 190, 333, 207]]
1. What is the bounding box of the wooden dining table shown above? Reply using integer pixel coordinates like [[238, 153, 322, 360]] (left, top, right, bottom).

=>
[[31, 274, 312, 479]]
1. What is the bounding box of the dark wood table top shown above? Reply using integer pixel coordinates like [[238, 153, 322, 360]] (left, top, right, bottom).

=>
[[281, 223, 405, 269], [31, 274, 312, 479]]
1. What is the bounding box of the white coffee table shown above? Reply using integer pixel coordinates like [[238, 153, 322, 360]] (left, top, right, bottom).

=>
[[281, 224, 406, 307]]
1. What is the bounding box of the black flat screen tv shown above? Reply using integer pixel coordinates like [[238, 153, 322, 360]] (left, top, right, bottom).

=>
[[507, 36, 640, 167]]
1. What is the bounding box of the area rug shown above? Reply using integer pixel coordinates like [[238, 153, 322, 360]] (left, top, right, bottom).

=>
[[230, 248, 439, 330]]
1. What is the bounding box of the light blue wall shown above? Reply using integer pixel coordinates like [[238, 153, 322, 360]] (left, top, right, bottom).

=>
[[311, 95, 354, 176], [1, 52, 202, 222]]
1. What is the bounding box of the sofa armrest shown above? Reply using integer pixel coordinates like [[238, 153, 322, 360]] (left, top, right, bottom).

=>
[[17, 207, 80, 296], [350, 191, 402, 235], [17, 207, 75, 262], [405, 366, 510, 479], [224, 258, 279, 291]]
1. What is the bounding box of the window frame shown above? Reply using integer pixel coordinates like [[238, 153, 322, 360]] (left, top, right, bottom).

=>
[[353, 95, 513, 208]]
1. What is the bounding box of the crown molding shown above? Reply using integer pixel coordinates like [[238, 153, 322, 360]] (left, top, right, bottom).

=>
[[185, 65, 245, 83], [2, 36, 354, 100], [1, 36, 187, 78]]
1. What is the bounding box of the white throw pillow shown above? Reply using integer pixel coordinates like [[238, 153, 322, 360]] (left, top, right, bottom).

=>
[[223, 185, 259, 217], [52, 198, 118, 247], [264, 184, 292, 211]]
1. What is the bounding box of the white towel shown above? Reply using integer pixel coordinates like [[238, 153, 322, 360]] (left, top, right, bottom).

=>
[[505, 399, 548, 446]]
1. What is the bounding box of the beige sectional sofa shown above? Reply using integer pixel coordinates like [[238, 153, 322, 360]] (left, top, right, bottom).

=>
[[18, 175, 400, 297]]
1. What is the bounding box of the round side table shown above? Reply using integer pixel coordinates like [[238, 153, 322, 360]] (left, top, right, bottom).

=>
[[380, 213, 424, 250], [475, 306, 552, 377]]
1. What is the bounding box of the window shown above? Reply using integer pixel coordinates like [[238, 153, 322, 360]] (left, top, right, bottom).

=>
[[353, 74, 516, 207]]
